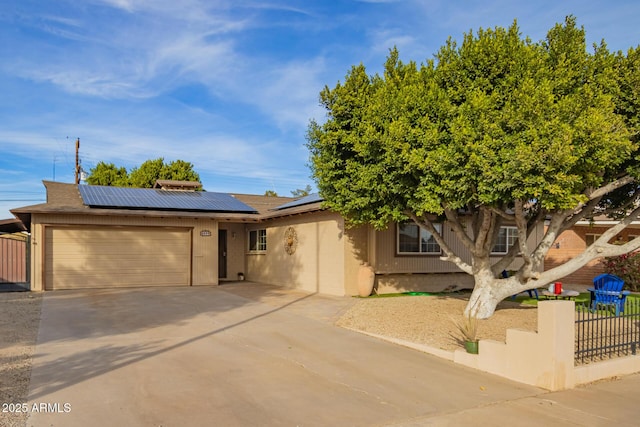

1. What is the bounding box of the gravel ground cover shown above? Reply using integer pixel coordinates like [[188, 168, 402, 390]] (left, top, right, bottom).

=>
[[337, 293, 539, 351], [0, 292, 42, 427]]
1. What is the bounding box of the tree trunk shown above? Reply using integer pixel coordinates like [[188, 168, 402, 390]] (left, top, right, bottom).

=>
[[465, 272, 532, 319]]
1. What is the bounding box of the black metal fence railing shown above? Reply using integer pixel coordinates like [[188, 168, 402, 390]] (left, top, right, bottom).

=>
[[575, 299, 640, 365]]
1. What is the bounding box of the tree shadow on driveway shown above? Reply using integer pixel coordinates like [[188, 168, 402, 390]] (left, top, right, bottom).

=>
[[29, 286, 318, 401]]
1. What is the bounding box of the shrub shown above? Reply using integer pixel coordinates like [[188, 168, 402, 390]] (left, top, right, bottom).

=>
[[602, 252, 640, 292]]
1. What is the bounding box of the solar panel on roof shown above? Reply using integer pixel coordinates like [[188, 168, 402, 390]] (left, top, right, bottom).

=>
[[79, 185, 257, 213], [273, 193, 323, 210]]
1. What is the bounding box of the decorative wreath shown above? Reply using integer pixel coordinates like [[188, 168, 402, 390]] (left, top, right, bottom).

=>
[[283, 227, 298, 255]]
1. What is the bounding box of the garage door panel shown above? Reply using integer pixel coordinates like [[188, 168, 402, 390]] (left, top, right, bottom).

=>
[[45, 226, 191, 290]]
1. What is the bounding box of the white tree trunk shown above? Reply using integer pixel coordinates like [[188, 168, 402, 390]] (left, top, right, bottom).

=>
[[465, 271, 539, 319], [465, 235, 640, 319]]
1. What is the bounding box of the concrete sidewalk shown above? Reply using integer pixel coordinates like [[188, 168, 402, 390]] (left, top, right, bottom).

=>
[[26, 284, 638, 426]]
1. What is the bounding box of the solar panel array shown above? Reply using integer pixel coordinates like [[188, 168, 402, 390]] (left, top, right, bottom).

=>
[[79, 185, 258, 213], [273, 193, 323, 210]]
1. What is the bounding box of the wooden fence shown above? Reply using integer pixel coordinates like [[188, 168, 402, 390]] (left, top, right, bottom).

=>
[[0, 235, 27, 283]]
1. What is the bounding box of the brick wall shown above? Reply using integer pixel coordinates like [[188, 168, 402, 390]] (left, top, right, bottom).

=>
[[545, 226, 639, 286]]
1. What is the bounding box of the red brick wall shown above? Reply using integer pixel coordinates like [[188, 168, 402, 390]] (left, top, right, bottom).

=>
[[545, 226, 639, 286]]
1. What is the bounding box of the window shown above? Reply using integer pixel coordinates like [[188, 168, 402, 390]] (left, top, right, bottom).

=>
[[248, 229, 267, 252], [585, 234, 601, 246], [492, 226, 518, 254], [397, 223, 442, 254]]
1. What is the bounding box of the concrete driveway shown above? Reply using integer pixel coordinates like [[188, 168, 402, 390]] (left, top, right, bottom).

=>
[[26, 283, 639, 426]]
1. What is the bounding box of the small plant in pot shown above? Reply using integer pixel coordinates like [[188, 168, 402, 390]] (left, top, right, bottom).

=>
[[453, 311, 479, 354]]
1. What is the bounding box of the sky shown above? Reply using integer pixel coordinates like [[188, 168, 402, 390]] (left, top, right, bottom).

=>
[[1, 0, 639, 219]]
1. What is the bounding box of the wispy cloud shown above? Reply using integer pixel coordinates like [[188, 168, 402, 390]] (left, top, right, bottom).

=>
[[2, 0, 640, 217]]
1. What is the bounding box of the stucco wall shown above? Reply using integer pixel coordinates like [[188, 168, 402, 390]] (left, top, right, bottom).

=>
[[246, 212, 349, 296], [343, 225, 369, 296], [454, 300, 640, 391]]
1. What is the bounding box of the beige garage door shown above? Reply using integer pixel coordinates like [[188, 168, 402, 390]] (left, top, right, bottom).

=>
[[45, 226, 191, 290]]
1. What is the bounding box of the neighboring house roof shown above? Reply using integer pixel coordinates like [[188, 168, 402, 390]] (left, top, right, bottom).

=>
[[0, 218, 26, 234], [10, 181, 327, 231], [231, 194, 297, 215], [575, 219, 640, 226], [272, 193, 323, 210]]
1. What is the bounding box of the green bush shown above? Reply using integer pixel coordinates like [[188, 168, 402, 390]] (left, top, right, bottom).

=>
[[602, 252, 640, 292]]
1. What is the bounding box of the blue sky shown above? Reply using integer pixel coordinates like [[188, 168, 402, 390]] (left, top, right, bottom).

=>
[[1, 0, 639, 219]]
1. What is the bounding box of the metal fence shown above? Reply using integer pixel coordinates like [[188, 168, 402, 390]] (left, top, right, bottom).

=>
[[575, 299, 640, 365]]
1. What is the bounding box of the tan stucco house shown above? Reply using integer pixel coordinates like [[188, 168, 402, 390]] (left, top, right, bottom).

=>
[[11, 180, 542, 295]]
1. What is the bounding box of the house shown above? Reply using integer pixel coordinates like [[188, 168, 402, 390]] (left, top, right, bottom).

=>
[[545, 218, 640, 286], [11, 180, 542, 295]]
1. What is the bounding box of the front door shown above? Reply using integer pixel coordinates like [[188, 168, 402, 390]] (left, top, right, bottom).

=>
[[218, 230, 227, 279]]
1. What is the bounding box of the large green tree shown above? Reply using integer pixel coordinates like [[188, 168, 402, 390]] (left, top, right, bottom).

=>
[[129, 158, 200, 188], [307, 17, 640, 318], [85, 162, 129, 186], [86, 158, 201, 188]]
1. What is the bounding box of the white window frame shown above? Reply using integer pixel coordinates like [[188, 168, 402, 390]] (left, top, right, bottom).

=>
[[397, 223, 442, 255], [492, 226, 518, 254], [248, 229, 267, 253]]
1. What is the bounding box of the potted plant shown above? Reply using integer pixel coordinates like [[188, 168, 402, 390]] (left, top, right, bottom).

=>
[[453, 311, 479, 354]]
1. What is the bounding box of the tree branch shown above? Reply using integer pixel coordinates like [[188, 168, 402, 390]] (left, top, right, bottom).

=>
[[492, 205, 546, 276], [405, 211, 473, 274], [584, 175, 636, 202], [475, 207, 497, 256], [531, 209, 574, 263], [490, 206, 514, 221], [556, 196, 602, 236], [535, 204, 640, 284], [513, 200, 530, 257], [443, 207, 475, 252]]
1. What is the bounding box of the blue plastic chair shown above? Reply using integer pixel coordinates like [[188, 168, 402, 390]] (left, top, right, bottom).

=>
[[588, 273, 630, 316]]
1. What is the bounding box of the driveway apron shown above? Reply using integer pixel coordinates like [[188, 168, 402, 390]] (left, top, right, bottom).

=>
[[26, 285, 545, 426]]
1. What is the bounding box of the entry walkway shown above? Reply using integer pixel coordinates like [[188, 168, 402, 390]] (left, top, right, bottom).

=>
[[26, 283, 639, 426]]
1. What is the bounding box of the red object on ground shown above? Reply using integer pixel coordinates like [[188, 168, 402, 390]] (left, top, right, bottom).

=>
[[554, 282, 563, 294]]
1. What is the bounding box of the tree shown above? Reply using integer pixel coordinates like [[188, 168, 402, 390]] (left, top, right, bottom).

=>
[[264, 190, 279, 197], [86, 161, 129, 186], [291, 185, 313, 197], [86, 158, 201, 188], [307, 17, 640, 318], [128, 158, 200, 188]]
